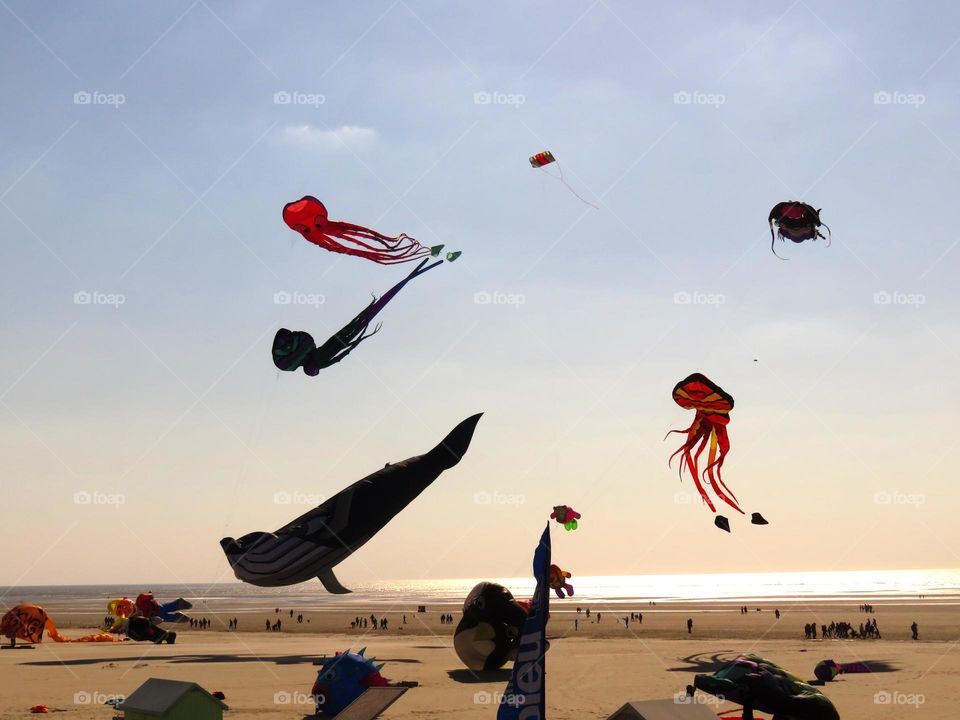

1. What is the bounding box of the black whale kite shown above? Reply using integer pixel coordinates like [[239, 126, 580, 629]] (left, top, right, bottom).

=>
[[220, 413, 482, 592]]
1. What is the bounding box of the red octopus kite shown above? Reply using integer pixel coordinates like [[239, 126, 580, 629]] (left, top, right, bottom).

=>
[[283, 196, 457, 265]]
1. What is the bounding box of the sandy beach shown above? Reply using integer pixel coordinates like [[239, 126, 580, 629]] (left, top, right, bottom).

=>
[[2, 599, 956, 719]]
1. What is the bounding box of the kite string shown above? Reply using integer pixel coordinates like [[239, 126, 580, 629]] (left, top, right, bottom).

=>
[[541, 165, 599, 210]]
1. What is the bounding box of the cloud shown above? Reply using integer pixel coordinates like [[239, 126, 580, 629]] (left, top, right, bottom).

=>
[[280, 124, 378, 150]]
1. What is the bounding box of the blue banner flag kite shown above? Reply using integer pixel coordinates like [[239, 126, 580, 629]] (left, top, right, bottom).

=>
[[498, 524, 551, 720]]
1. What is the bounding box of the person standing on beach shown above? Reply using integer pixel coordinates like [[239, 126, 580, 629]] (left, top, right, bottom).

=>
[[775, 609, 780, 619], [911, 621, 918, 640], [575, 618, 579, 631], [687, 618, 693, 634]]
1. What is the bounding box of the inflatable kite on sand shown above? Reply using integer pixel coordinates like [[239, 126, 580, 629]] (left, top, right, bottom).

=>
[[549, 564, 574, 598], [104, 595, 189, 637], [272, 257, 442, 376], [311, 649, 389, 716], [2, 604, 119, 645], [550, 505, 581, 531], [221, 414, 482, 591], [695, 654, 839, 720], [283, 195, 460, 264], [453, 582, 531, 671], [814, 658, 872, 683], [768, 201, 831, 259]]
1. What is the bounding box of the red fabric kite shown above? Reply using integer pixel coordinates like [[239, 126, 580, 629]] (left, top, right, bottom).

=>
[[667, 373, 743, 516], [283, 196, 441, 265]]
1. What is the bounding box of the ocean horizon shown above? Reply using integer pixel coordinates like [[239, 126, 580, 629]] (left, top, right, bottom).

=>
[[4, 568, 958, 611]]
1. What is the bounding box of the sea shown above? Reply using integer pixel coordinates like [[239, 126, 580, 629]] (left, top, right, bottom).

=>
[[2, 569, 958, 613]]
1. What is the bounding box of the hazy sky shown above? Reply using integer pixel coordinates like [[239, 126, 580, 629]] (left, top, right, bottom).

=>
[[2, 1, 959, 587]]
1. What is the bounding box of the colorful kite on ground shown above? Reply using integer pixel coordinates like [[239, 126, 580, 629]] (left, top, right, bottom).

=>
[[311, 649, 389, 716], [694, 654, 839, 720], [221, 414, 482, 591], [272, 257, 442, 376], [126, 616, 177, 644], [668, 373, 741, 527], [550, 505, 581, 531], [814, 659, 872, 683], [134, 593, 192, 623], [549, 564, 574, 598], [2, 604, 120, 646], [529, 150, 597, 208], [768, 201, 831, 259], [453, 582, 531, 671], [283, 195, 459, 264]]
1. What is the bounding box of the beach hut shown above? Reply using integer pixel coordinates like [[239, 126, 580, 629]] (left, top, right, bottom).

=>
[[117, 678, 227, 720], [607, 698, 718, 720]]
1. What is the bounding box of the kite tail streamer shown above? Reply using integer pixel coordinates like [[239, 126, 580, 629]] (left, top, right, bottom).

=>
[[542, 165, 599, 209], [362, 257, 444, 322], [44, 618, 119, 643]]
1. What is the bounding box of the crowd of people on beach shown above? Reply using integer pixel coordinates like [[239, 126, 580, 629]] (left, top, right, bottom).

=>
[[350, 614, 391, 630], [804, 618, 881, 639]]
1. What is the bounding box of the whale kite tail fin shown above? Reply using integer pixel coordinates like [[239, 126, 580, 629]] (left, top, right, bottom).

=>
[[318, 568, 352, 594], [426, 413, 483, 471]]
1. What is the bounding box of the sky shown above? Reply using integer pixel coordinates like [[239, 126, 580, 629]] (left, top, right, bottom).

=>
[[1, 0, 959, 587]]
